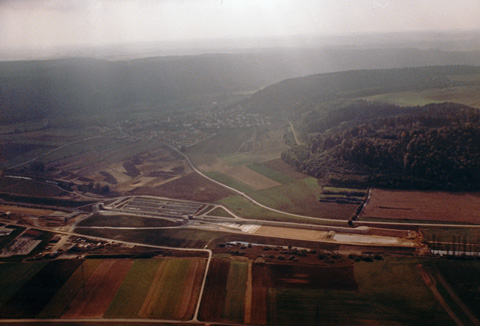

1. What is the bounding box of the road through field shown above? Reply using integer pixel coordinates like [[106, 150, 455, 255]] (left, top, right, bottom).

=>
[[162, 142, 350, 225], [0, 219, 212, 325], [163, 141, 480, 230]]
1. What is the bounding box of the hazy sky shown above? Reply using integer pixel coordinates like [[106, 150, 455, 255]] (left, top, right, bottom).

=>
[[1, 0, 480, 51]]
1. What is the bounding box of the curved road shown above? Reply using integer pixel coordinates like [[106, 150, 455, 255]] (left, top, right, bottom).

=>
[[163, 141, 480, 230], [162, 141, 350, 225]]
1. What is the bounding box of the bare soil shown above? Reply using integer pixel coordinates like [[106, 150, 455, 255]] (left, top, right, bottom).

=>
[[363, 189, 480, 224]]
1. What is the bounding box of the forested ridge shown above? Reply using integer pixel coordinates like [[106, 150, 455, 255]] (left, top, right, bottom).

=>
[[282, 101, 480, 190]]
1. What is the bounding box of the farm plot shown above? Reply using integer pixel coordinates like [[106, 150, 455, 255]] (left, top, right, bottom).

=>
[[362, 189, 480, 224], [0, 261, 47, 307], [246, 162, 294, 184], [435, 259, 480, 320], [198, 258, 231, 322], [222, 261, 248, 323], [262, 158, 308, 180], [193, 154, 281, 191], [249, 177, 356, 219], [62, 259, 133, 319], [268, 258, 453, 326], [0, 178, 67, 197], [0, 259, 82, 318], [132, 172, 235, 202], [217, 195, 346, 225], [205, 171, 256, 193], [38, 259, 103, 318], [200, 259, 357, 325], [104, 259, 164, 318], [137, 258, 206, 320], [75, 227, 225, 248], [77, 214, 183, 228]]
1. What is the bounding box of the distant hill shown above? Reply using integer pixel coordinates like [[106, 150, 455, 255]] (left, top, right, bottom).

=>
[[239, 65, 480, 190], [3, 49, 480, 123], [244, 65, 480, 117]]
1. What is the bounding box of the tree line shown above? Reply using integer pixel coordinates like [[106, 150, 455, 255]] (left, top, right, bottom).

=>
[[282, 101, 480, 190]]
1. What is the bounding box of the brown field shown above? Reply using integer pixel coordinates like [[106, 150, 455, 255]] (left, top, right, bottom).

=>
[[200, 257, 357, 325], [62, 259, 133, 319], [267, 263, 357, 290], [263, 158, 308, 180], [249, 263, 269, 325], [254, 226, 327, 241], [131, 172, 235, 202], [198, 258, 230, 321], [175, 258, 206, 320], [191, 153, 281, 191], [363, 189, 480, 223], [0, 205, 54, 216], [138, 258, 206, 320], [0, 178, 67, 198]]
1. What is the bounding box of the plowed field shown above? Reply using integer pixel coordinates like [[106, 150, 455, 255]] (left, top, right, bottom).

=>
[[363, 189, 480, 223], [62, 259, 133, 318]]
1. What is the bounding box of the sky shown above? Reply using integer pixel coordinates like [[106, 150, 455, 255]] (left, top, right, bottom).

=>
[[1, 0, 480, 52]]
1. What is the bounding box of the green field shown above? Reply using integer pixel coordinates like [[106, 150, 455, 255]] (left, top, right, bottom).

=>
[[223, 261, 248, 322], [217, 195, 346, 226], [364, 85, 480, 109], [247, 162, 294, 184], [205, 171, 256, 194], [138, 258, 198, 319], [219, 152, 257, 166], [249, 178, 320, 211], [0, 262, 47, 306], [104, 259, 164, 318], [435, 259, 480, 320], [38, 259, 103, 318], [207, 207, 235, 218], [248, 177, 355, 219], [269, 257, 454, 326]]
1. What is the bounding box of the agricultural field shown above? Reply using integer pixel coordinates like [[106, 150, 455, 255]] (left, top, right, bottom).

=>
[[198, 256, 451, 325], [262, 158, 308, 180], [249, 178, 357, 219], [246, 162, 295, 184], [188, 124, 360, 221], [0, 177, 68, 198], [0, 257, 207, 320], [434, 260, 480, 321], [131, 172, 235, 202], [77, 214, 183, 228], [75, 227, 226, 249], [362, 189, 480, 224]]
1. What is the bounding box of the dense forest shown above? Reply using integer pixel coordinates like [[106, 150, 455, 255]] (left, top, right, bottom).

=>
[[282, 101, 480, 190]]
